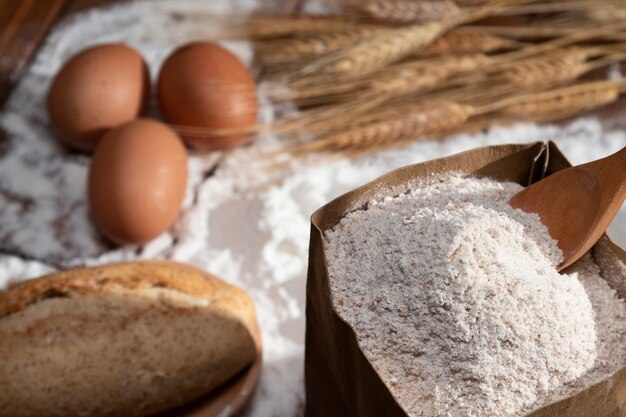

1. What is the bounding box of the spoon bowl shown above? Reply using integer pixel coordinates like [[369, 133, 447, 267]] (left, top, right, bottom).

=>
[[510, 146, 625, 271]]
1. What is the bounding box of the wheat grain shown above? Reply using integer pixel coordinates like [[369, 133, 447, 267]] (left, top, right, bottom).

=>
[[363, 0, 461, 24], [299, 21, 447, 78], [293, 101, 472, 153]]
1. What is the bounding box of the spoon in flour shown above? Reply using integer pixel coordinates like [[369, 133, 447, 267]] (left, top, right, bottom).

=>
[[509, 146, 626, 271]]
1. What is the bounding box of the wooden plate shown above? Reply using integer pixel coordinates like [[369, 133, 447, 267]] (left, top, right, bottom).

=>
[[155, 325, 263, 417]]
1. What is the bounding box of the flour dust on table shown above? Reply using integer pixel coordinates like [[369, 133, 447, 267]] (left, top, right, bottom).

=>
[[1, 1, 626, 416]]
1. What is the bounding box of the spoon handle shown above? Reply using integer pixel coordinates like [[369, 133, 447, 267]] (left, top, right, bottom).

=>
[[580, 146, 626, 245], [581, 146, 626, 198]]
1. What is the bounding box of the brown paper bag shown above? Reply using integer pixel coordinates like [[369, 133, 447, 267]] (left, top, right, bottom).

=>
[[305, 142, 626, 417]]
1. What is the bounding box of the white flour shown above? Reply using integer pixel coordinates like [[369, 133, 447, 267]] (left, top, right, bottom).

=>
[[325, 174, 626, 417], [1, 1, 626, 416]]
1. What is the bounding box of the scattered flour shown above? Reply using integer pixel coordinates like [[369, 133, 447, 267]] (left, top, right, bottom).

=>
[[0, 1, 625, 417], [325, 174, 626, 417]]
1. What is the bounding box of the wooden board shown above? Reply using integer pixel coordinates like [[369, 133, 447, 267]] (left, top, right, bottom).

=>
[[1, 0, 64, 105]]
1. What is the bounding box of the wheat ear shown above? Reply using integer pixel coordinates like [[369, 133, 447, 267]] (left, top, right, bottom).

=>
[[255, 26, 385, 66], [368, 54, 491, 96], [295, 21, 447, 78], [490, 47, 601, 88], [290, 101, 473, 154], [476, 80, 625, 120]]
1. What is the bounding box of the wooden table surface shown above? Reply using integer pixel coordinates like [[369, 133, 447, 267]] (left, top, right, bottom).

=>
[[0, 0, 125, 107]]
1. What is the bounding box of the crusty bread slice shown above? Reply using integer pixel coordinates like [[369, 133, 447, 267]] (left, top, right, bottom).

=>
[[0, 261, 259, 417]]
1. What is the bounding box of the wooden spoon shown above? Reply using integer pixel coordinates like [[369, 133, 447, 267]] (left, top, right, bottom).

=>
[[509, 146, 626, 271]]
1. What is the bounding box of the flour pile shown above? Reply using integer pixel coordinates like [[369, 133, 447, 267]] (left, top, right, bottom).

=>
[[326, 174, 626, 416]]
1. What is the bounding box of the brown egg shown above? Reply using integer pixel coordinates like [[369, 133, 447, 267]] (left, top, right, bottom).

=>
[[88, 119, 187, 245], [47, 44, 150, 152], [157, 42, 257, 151]]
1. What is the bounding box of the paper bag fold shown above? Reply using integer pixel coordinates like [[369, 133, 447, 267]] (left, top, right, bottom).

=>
[[305, 142, 625, 417]]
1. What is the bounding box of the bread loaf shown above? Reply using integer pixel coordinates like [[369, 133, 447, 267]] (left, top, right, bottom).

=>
[[0, 261, 259, 417]]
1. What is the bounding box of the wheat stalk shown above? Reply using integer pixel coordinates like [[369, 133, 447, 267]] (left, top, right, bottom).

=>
[[471, 16, 626, 41], [362, 0, 461, 24], [467, 25, 580, 39], [481, 19, 626, 68], [495, 1, 601, 15], [583, 50, 626, 71]]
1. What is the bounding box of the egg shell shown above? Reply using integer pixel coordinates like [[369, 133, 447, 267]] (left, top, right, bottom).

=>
[[157, 42, 258, 151], [88, 119, 188, 245], [47, 44, 150, 152]]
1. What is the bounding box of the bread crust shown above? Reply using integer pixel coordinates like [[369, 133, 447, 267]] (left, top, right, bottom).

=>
[[0, 261, 259, 417]]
